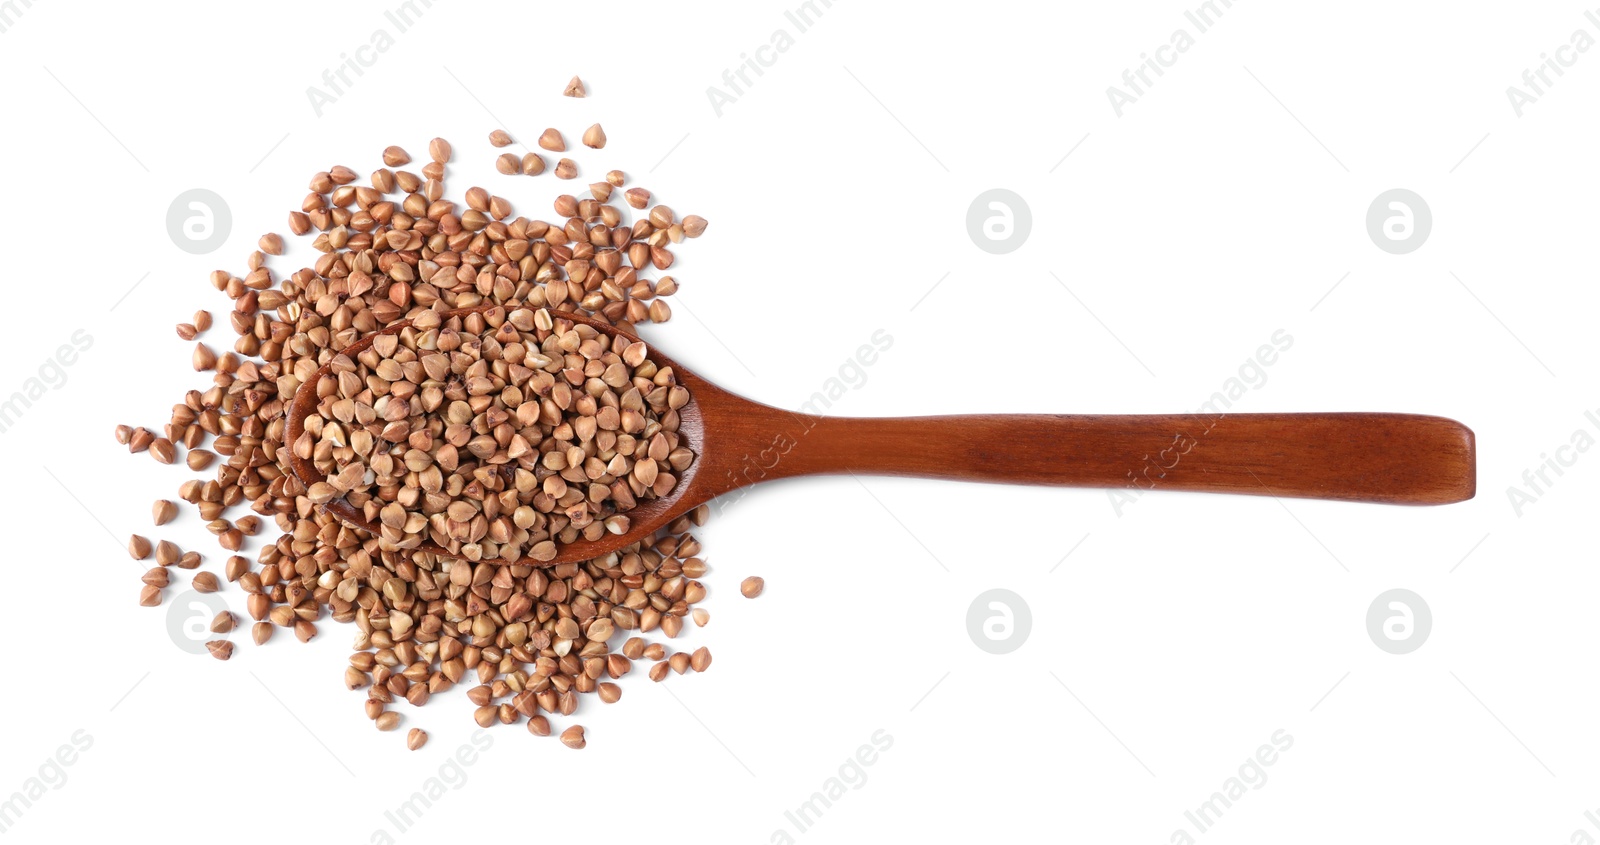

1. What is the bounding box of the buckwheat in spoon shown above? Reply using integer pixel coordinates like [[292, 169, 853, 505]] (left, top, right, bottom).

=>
[[286, 305, 1476, 567]]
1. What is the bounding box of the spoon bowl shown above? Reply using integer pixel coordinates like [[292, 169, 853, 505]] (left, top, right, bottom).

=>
[[285, 305, 716, 565], [287, 305, 1477, 566]]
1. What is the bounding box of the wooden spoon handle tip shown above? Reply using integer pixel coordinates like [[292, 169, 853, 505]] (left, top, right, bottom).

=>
[[762, 412, 1475, 505]]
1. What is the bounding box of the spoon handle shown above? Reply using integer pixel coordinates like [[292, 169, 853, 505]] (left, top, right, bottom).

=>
[[762, 412, 1474, 504]]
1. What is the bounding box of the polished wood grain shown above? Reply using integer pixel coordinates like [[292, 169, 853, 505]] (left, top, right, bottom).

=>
[[287, 307, 1476, 565]]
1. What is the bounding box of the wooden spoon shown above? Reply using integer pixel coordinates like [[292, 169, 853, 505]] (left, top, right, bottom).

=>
[[287, 306, 1476, 566]]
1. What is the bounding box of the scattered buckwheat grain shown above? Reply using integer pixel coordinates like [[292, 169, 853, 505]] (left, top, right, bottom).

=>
[[116, 115, 720, 749]]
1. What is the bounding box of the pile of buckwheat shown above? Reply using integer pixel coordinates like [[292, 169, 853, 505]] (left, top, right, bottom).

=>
[[118, 78, 732, 750], [299, 307, 696, 563]]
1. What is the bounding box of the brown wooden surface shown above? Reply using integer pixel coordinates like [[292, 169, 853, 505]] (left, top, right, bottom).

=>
[[287, 307, 1477, 565]]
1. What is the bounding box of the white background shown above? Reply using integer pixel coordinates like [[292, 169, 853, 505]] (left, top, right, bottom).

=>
[[0, 1, 1595, 842]]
